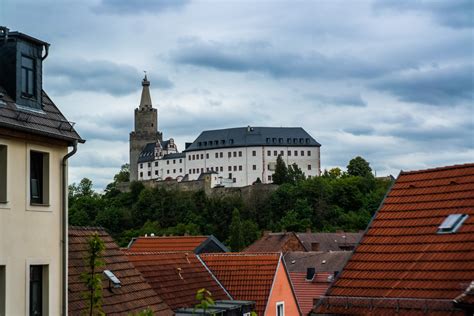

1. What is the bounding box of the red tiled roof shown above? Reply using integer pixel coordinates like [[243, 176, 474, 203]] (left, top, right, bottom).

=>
[[455, 281, 474, 306], [68, 227, 173, 315], [243, 232, 306, 252], [317, 163, 474, 315], [290, 272, 332, 316], [199, 253, 281, 315], [125, 251, 230, 309], [127, 236, 208, 252]]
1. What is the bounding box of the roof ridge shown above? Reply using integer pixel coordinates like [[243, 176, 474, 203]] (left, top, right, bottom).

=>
[[69, 226, 105, 231], [124, 251, 196, 255], [135, 235, 208, 239], [400, 163, 474, 175]]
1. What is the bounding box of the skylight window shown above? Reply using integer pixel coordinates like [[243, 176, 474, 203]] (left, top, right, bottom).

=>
[[437, 214, 468, 234], [103, 270, 121, 288]]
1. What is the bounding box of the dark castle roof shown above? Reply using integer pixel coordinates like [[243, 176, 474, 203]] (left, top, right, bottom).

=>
[[137, 141, 185, 163], [184, 126, 320, 152], [0, 86, 84, 144]]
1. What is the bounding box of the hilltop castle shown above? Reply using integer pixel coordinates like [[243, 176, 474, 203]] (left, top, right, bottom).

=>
[[129, 77, 321, 187]]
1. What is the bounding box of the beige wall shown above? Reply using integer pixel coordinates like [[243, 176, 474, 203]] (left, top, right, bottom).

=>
[[265, 260, 300, 316], [0, 135, 66, 315]]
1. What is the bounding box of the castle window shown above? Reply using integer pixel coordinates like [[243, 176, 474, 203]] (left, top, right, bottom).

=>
[[200, 154, 204, 159], [220, 152, 223, 158], [266, 138, 270, 143], [233, 166, 237, 171], [272, 138, 277, 143], [21, 56, 36, 98], [267, 150, 271, 156], [140, 172, 143, 178], [173, 160, 176, 164], [252, 150, 256, 156], [233, 178, 236, 183], [215, 153, 219, 158], [287, 138, 291, 143], [279, 138, 283, 143], [179, 168, 182, 172], [220, 166, 223, 172], [306, 138, 310, 143], [207, 167, 209, 171], [300, 138, 304, 144], [167, 161, 169, 165], [173, 169, 176, 173], [147, 171, 151, 176], [155, 170, 158, 175], [0, 145, 6, 203], [189, 169, 191, 174], [198, 142, 202, 147], [253, 165, 256, 170], [293, 138, 297, 143], [280, 150, 284, 156], [288, 150, 291, 156], [148, 162, 151, 167], [228, 152, 231, 158], [167, 170, 169, 174], [206, 153, 209, 159], [239, 165, 242, 171], [301, 151, 304, 156], [201, 168, 204, 173], [233, 152, 237, 157], [228, 173, 232, 179], [228, 166, 232, 171], [215, 140, 218, 145], [203, 141, 207, 146], [239, 151, 242, 157], [308, 165, 312, 170], [307, 150, 311, 156], [268, 175, 272, 181], [179, 159, 182, 163], [229, 139, 234, 144], [274, 150, 277, 156], [140, 163, 143, 169], [155, 162, 158, 167]]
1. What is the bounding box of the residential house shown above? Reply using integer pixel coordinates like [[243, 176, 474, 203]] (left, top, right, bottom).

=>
[[284, 251, 352, 315], [68, 227, 173, 315], [0, 27, 84, 315], [127, 235, 229, 253], [315, 163, 474, 315], [243, 232, 306, 252], [200, 253, 301, 316]]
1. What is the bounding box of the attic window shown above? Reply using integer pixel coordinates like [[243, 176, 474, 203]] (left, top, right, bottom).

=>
[[21, 56, 35, 99], [437, 214, 468, 234], [103, 270, 121, 288]]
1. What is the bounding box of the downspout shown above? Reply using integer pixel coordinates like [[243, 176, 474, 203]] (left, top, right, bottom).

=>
[[61, 140, 78, 316]]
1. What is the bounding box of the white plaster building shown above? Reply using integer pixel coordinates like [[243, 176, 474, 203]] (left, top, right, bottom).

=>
[[0, 28, 84, 315]]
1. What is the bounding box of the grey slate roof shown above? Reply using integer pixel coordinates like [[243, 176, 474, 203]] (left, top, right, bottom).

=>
[[137, 142, 185, 163], [284, 251, 353, 273], [0, 86, 84, 144], [296, 232, 363, 252], [184, 126, 320, 152]]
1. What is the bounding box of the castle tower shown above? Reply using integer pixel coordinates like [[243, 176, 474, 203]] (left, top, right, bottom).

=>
[[129, 75, 162, 181]]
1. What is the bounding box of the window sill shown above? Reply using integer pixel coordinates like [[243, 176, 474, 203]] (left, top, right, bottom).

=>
[[30, 203, 50, 207]]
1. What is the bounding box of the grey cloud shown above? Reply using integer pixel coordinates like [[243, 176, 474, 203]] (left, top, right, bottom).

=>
[[45, 59, 173, 96], [172, 39, 390, 80], [372, 64, 473, 106], [343, 127, 375, 136], [305, 93, 367, 107], [74, 112, 132, 142], [374, 0, 474, 29], [94, 0, 190, 14]]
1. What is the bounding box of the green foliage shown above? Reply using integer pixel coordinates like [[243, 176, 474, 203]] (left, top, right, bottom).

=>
[[128, 307, 154, 316], [114, 164, 130, 183], [194, 288, 215, 313], [69, 156, 391, 249], [347, 156, 373, 178], [80, 232, 106, 316], [272, 155, 288, 184]]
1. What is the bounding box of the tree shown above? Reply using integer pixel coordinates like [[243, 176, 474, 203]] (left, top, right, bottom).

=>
[[114, 164, 130, 183], [81, 232, 106, 316], [272, 155, 288, 184], [194, 288, 215, 314], [228, 208, 244, 251], [347, 156, 373, 178], [287, 163, 305, 184]]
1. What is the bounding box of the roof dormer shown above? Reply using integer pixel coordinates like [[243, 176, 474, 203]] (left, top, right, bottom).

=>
[[0, 27, 49, 111]]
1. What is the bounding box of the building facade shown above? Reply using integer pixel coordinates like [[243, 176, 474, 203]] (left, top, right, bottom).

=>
[[130, 79, 321, 187], [0, 27, 83, 315]]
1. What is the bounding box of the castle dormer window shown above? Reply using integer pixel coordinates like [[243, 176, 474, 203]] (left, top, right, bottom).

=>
[[21, 56, 35, 99]]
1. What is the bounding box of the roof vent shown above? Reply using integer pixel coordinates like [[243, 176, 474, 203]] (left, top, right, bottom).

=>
[[437, 214, 468, 234], [103, 270, 121, 289], [306, 267, 316, 281], [150, 233, 155, 237]]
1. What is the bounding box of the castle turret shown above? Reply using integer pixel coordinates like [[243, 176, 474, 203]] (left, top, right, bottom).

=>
[[129, 75, 162, 181]]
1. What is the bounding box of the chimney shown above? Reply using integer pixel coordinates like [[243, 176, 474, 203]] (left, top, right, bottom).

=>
[[306, 267, 316, 281]]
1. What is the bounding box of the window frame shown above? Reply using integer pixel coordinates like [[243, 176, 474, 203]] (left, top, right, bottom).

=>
[[20, 55, 36, 99], [0, 144, 7, 205], [25, 259, 49, 316], [276, 301, 285, 316], [28, 148, 50, 209]]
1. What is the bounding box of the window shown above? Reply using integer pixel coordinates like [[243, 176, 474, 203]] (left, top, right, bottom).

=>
[[0, 145, 6, 203], [220, 152, 223, 158], [179, 159, 182, 163], [228, 166, 232, 171], [200, 154, 204, 159], [267, 150, 271, 156], [229, 139, 234, 144], [308, 165, 312, 170], [268, 175, 272, 181], [173, 159, 176, 164], [280, 150, 284, 156], [147, 162, 151, 167], [307, 150, 311, 156], [233, 178, 236, 183], [179, 168, 182, 173], [30, 265, 47, 316], [239, 165, 242, 171], [252, 150, 256, 156], [206, 153, 209, 159], [276, 302, 284, 316], [140, 163, 143, 169], [0, 266, 4, 315], [294, 150, 298, 156], [438, 214, 469, 234], [167, 170, 170, 174], [139, 172, 143, 178], [287, 150, 291, 156], [189, 169, 191, 174], [155, 170, 158, 176], [188, 155, 191, 160], [233, 152, 237, 157], [21, 56, 35, 98], [233, 166, 237, 171], [201, 168, 204, 173], [147, 171, 151, 176], [239, 151, 242, 157], [173, 169, 176, 174], [228, 152, 232, 158], [274, 150, 277, 156], [279, 138, 283, 143], [266, 138, 270, 143], [228, 173, 232, 179], [155, 161, 158, 167], [215, 153, 219, 158], [30, 151, 49, 205], [220, 166, 223, 172], [253, 165, 257, 170], [167, 160, 169, 165]]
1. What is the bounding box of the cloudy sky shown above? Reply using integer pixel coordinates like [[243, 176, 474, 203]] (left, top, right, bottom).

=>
[[2, 0, 473, 189]]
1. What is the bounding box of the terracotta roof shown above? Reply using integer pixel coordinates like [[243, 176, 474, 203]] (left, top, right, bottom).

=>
[[284, 251, 352, 273], [296, 232, 362, 251], [68, 227, 173, 315], [454, 281, 474, 307], [316, 163, 474, 315], [125, 251, 230, 309], [0, 86, 84, 144], [243, 232, 306, 252], [127, 235, 228, 253], [291, 272, 333, 316], [199, 253, 281, 315]]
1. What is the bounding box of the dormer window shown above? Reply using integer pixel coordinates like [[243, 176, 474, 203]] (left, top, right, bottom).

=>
[[437, 214, 468, 234], [21, 56, 35, 99]]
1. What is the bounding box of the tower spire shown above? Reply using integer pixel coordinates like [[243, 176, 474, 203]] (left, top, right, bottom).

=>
[[139, 71, 152, 109]]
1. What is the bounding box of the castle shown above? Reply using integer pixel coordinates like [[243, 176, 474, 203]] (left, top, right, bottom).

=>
[[129, 77, 321, 187]]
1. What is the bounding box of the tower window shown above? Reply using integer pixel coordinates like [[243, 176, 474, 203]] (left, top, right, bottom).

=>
[[21, 56, 35, 98]]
